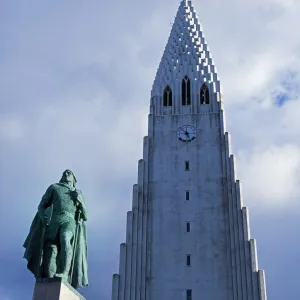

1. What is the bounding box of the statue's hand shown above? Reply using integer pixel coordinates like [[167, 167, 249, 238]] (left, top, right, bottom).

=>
[[74, 190, 84, 205], [75, 201, 83, 209], [43, 215, 49, 226]]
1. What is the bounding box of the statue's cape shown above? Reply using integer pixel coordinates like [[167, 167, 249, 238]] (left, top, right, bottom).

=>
[[23, 212, 88, 289]]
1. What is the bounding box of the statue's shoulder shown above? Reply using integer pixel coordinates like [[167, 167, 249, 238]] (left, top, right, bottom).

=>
[[52, 183, 71, 191], [51, 183, 61, 190], [44, 183, 56, 191]]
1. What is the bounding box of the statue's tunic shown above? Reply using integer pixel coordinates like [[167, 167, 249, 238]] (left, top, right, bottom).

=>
[[38, 183, 79, 240]]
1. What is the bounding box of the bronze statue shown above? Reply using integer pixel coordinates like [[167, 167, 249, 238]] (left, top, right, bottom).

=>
[[23, 170, 88, 289]]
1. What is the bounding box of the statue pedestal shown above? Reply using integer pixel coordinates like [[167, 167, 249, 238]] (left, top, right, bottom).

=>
[[32, 278, 86, 300]]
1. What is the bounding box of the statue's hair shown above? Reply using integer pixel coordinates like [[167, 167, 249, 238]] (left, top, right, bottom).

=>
[[59, 169, 77, 187]]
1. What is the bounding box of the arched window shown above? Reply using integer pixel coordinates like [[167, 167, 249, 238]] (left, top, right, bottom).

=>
[[182, 76, 191, 105], [200, 83, 209, 104], [163, 85, 172, 107]]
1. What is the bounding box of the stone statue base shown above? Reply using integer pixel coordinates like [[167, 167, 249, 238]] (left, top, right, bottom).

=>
[[32, 278, 86, 300]]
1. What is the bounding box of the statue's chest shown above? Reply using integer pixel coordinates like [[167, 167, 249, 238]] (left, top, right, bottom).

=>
[[53, 187, 76, 211]]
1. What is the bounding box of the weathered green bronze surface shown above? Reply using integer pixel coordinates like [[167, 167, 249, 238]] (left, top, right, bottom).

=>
[[23, 170, 88, 289]]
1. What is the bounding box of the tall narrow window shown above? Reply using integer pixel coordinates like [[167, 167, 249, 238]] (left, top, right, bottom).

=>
[[186, 289, 192, 300], [163, 85, 173, 106], [200, 83, 209, 104], [186, 222, 191, 232], [185, 161, 190, 171], [185, 190, 190, 201], [186, 254, 191, 266], [182, 76, 191, 105]]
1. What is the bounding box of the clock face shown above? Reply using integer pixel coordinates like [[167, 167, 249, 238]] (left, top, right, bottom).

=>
[[176, 125, 196, 142]]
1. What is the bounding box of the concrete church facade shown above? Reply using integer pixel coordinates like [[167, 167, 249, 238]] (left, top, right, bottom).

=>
[[111, 1, 267, 299]]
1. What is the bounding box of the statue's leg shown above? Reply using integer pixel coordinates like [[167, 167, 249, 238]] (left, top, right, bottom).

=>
[[55, 226, 74, 279], [43, 243, 58, 278]]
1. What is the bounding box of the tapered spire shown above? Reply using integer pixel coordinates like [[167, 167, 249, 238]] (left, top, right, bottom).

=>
[[151, 0, 220, 96]]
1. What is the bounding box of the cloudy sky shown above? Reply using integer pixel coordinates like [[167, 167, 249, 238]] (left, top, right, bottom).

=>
[[1, 0, 300, 299]]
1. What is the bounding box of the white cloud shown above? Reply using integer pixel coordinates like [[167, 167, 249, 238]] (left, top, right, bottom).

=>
[[262, 0, 299, 10], [191, 0, 300, 106], [0, 114, 26, 140], [237, 144, 300, 208]]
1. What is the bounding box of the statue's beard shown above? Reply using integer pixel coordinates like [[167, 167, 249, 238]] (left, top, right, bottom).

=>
[[60, 177, 74, 187], [65, 180, 73, 186]]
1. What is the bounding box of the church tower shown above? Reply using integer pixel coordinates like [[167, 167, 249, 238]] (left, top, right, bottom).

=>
[[111, 1, 267, 299]]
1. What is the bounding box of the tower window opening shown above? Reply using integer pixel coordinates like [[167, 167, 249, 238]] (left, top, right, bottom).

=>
[[185, 161, 190, 171], [182, 76, 191, 105], [186, 255, 191, 266], [186, 289, 192, 300], [163, 85, 173, 107], [186, 222, 191, 232], [200, 83, 210, 104], [185, 190, 190, 201]]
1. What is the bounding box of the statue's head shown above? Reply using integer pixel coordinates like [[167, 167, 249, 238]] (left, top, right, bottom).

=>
[[60, 169, 77, 187]]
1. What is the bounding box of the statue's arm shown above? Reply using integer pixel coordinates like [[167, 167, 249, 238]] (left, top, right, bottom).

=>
[[76, 191, 88, 221], [38, 185, 54, 220]]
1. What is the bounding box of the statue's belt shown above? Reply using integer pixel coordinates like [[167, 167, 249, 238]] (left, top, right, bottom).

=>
[[52, 211, 76, 220]]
